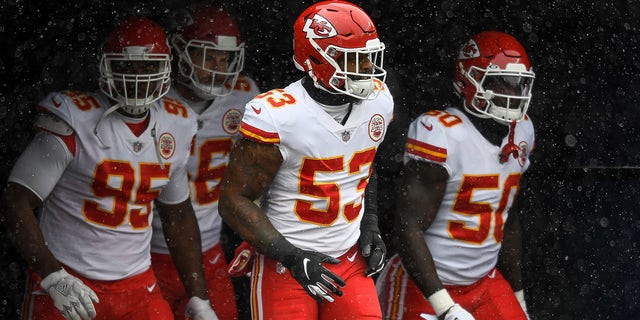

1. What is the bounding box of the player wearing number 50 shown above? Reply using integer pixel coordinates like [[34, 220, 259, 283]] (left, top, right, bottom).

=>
[[0, 17, 217, 320], [376, 31, 535, 320], [150, 3, 260, 320], [218, 1, 393, 319]]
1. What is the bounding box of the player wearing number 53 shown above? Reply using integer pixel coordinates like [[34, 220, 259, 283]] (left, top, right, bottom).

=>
[[376, 31, 535, 320], [0, 16, 217, 319], [218, 1, 393, 319]]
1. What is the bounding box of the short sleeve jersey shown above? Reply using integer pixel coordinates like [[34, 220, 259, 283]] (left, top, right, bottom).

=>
[[15, 91, 197, 280], [240, 79, 394, 257], [405, 107, 535, 285], [151, 76, 261, 254]]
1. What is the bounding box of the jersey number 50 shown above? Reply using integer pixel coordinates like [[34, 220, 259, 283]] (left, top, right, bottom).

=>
[[450, 173, 521, 244]]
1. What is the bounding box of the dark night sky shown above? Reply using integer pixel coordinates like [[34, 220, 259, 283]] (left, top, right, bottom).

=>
[[1, 1, 639, 319]]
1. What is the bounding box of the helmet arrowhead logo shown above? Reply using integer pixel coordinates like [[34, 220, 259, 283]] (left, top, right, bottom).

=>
[[303, 14, 337, 39], [458, 39, 480, 60]]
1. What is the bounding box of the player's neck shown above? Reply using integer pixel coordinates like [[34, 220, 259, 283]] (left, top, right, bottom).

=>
[[467, 113, 509, 147], [302, 76, 358, 106], [115, 110, 150, 137], [174, 82, 213, 114]]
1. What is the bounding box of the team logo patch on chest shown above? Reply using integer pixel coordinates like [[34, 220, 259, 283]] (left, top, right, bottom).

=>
[[518, 141, 529, 167], [222, 109, 242, 134], [368, 114, 385, 142], [158, 133, 176, 159]]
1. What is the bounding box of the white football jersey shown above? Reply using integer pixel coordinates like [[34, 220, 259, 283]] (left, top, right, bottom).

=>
[[151, 76, 260, 254], [14, 90, 196, 281], [405, 107, 535, 285], [240, 79, 394, 257]]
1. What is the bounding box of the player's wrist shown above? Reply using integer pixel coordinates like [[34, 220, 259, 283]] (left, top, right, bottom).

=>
[[40, 268, 68, 290], [427, 288, 455, 317], [360, 211, 379, 230], [266, 233, 300, 267]]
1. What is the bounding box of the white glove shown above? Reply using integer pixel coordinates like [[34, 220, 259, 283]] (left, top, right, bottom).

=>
[[442, 304, 475, 320], [515, 290, 531, 319], [419, 313, 437, 320], [427, 289, 475, 320], [419, 304, 474, 320], [40, 269, 100, 320], [185, 296, 219, 320]]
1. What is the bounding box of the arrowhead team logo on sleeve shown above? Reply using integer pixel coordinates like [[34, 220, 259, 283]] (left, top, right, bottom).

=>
[[458, 39, 480, 59], [158, 132, 176, 159], [223, 109, 242, 134], [368, 114, 385, 142], [518, 141, 529, 167], [303, 14, 337, 39]]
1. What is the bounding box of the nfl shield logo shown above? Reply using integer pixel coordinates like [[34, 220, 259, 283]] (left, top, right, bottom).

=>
[[341, 130, 350, 142], [133, 141, 142, 152]]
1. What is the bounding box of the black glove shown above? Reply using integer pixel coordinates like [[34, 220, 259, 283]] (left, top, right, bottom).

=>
[[267, 234, 345, 302], [359, 213, 386, 277]]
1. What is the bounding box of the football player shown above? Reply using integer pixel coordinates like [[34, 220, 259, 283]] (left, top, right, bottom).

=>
[[218, 1, 393, 319], [0, 16, 217, 320], [149, 4, 260, 320], [376, 31, 535, 320]]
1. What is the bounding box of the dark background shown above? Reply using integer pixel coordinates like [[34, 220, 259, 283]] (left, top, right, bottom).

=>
[[1, 1, 639, 319]]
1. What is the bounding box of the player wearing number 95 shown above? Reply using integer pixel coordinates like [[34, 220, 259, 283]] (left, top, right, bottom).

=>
[[0, 16, 217, 319], [218, 1, 393, 319], [376, 31, 535, 320]]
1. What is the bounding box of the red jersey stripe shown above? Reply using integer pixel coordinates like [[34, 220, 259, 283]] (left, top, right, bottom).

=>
[[406, 138, 447, 162], [240, 122, 280, 144]]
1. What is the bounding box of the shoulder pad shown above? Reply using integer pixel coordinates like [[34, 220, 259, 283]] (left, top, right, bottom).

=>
[[160, 96, 194, 119], [33, 112, 73, 136]]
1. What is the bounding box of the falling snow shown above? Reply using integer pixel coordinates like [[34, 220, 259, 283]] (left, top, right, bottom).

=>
[[1, 1, 639, 319]]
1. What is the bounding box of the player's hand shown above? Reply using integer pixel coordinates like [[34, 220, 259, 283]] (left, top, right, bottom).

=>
[[441, 304, 475, 320], [418, 304, 475, 320], [185, 296, 219, 320], [284, 249, 345, 303], [40, 269, 100, 320], [428, 289, 475, 320], [228, 241, 257, 277], [358, 213, 386, 277]]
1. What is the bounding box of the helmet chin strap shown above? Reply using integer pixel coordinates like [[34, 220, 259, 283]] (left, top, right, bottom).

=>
[[499, 120, 520, 164], [93, 103, 122, 149], [93, 102, 165, 169], [302, 75, 357, 106]]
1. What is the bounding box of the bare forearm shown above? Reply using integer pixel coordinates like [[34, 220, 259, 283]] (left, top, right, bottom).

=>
[[219, 138, 284, 254], [219, 194, 281, 254], [394, 160, 449, 298], [396, 229, 444, 297], [158, 199, 207, 299], [498, 212, 524, 291], [0, 183, 61, 277]]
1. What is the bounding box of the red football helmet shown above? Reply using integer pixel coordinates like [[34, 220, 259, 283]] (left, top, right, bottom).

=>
[[453, 31, 535, 124], [170, 4, 245, 98], [293, 0, 386, 99], [99, 16, 171, 115]]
